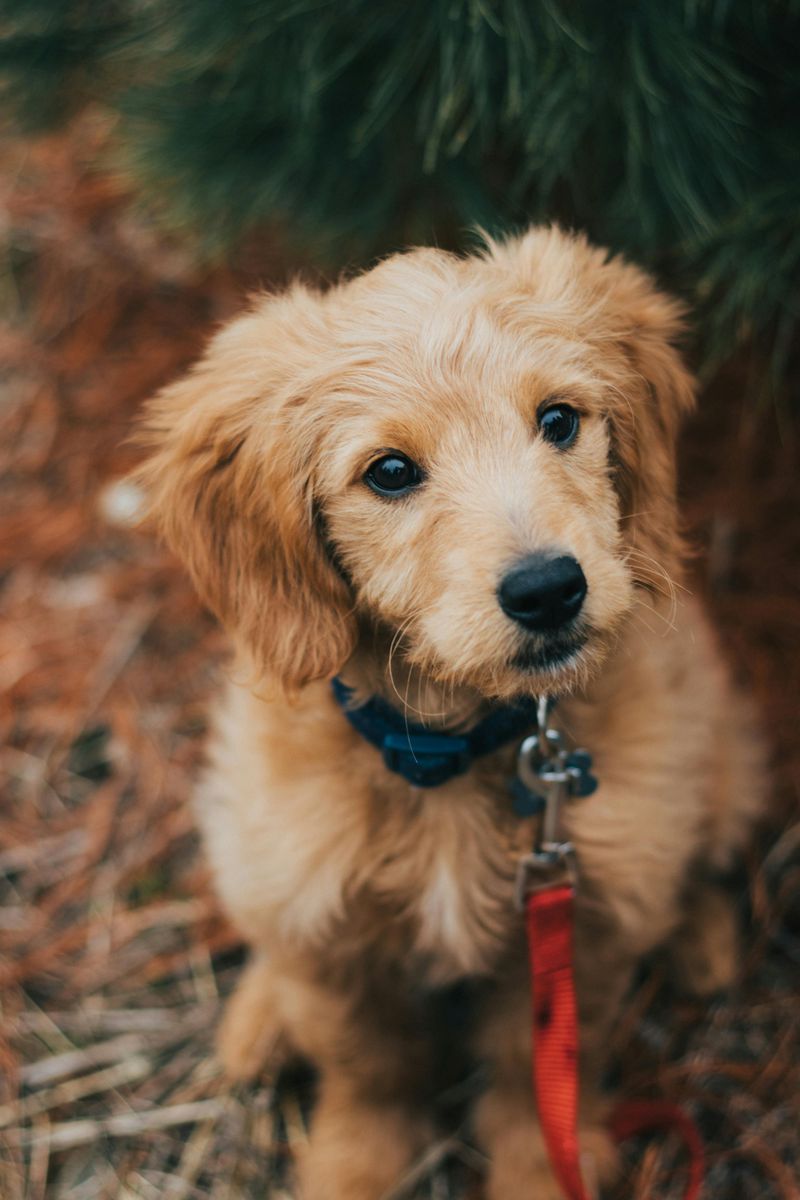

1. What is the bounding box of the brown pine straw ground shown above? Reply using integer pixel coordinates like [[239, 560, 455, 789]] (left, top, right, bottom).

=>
[[1, 118, 798, 1200]]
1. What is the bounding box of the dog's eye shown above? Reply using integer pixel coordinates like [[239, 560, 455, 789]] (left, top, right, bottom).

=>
[[538, 403, 580, 449], [364, 453, 423, 497]]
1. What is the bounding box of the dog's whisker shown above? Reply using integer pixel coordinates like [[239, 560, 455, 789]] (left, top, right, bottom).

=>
[[625, 546, 689, 595], [624, 546, 684, 630], [386, 615, 417, 702], [629, 579, 679, 637], [386, 612, 458, 724], [635, 592, 678, 637], [628, 599, 668, 640], [618, 509, 657, 522]]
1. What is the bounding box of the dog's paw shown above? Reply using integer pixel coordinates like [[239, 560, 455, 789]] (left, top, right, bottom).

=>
[[296, 1098, 433, 1200], [578, 1094, 623, 1190], [482, 1129, 564, 1200], [670, 884, 739, 996], [216, 955, 288, 1082], [480, 1115, 618, 1200], [580, 1121, 621, 1193], [485, 1134, 617, 1200], [477, 1081, 620, 1200]]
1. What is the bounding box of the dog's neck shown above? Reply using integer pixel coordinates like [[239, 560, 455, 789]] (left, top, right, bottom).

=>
[[335, 613, 644, 734], [338, 622, 529, 732]]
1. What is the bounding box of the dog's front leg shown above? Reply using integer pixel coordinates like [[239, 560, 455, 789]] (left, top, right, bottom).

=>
[[216, 951, 290, 1081], [273, 965, 435, 1200], [473, 967, 576, 1200], [299, 1071, 433, 1200], [473, 938, 629, 1200]]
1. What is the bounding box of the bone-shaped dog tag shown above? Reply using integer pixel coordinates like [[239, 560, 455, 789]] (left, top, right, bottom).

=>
[[565, 749, 598, 797]]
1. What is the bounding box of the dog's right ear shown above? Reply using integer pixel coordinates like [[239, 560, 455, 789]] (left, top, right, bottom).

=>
[[132, 288, 357, 691]]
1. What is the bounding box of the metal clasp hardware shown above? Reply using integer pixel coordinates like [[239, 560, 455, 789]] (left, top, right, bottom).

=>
[[514, 843, 577, 910], [381, 732, 470, 787], [513, 695, 595, 906]]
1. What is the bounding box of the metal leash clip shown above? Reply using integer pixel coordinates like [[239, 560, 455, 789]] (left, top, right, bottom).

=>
[[513, 696, 597, 909]]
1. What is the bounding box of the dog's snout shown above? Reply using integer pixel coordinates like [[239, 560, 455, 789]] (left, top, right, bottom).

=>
[[498, 554, 587, 632]]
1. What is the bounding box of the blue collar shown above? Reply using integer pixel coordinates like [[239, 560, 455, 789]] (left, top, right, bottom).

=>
[[331, 677, 540, 788]]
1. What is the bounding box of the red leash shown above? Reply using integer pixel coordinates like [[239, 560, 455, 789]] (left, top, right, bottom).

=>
[[526, 882, 704, 1200], [526, 883, 590, 1200], [609, 1099, 704, 1198], [516, 698, 705, 1198]]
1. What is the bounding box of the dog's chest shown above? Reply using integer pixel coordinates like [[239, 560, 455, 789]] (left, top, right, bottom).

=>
[[204, 686, 523, 982], [362, 781, 519, 983]]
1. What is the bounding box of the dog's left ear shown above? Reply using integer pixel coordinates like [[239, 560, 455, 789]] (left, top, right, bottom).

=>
[[132, 289, 358, 691], [603, 269, 696, 587]]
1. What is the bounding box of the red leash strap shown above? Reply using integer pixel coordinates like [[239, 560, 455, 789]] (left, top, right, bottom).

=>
[[526, 883, 591, 1200], [526, 884, 705, 1200]]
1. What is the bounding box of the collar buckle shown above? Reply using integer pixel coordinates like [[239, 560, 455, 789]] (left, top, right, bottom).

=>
[[381, 732, 470, 788]]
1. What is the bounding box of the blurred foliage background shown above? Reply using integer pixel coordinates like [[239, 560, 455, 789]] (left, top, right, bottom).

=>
[[2, 0, 799, 395]]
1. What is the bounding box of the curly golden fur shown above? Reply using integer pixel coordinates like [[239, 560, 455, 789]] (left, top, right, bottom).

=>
[[135, 227, 764, 1199]]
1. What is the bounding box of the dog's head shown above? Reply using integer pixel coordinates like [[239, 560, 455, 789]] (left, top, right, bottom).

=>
[[135, 227, 694, 702]]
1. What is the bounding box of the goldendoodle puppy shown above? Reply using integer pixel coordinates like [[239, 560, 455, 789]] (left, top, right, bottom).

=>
[[135, 227, 764, 1199]]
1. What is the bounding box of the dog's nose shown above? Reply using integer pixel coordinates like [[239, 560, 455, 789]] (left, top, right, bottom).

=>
[[498, 554, 587, 632]]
